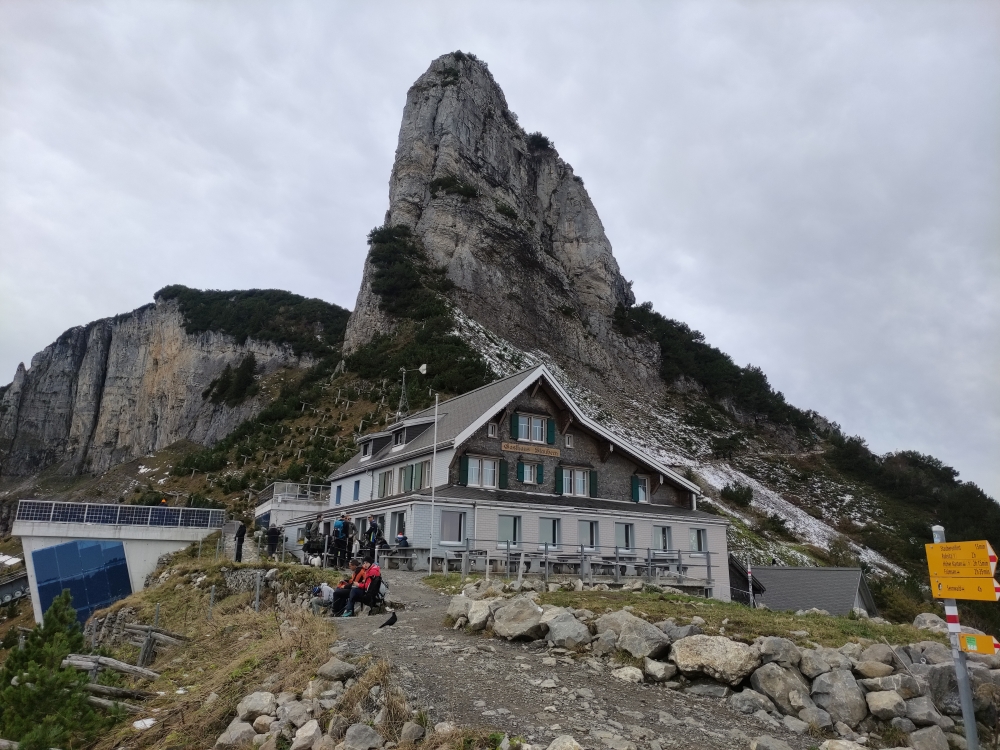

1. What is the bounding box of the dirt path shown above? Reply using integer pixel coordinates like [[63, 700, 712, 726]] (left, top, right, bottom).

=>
[[332, 572, 814, 750]]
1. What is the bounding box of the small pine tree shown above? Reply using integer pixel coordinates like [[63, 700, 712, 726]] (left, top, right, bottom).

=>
[[0, 591, 109, 748]]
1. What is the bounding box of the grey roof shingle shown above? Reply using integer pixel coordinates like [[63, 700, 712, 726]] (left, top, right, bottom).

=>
[[750, 566, 878, 617], [330, 368, 539, 480]]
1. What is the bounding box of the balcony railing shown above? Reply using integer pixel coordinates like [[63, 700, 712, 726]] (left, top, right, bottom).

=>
[[15, 500, 225, 530], [256, 482, 330, 507]]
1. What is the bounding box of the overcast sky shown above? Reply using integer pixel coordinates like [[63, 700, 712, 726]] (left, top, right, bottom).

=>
[[1, 1, 997, 497]]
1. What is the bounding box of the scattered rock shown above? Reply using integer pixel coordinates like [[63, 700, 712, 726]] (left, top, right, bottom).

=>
[[399, 722, 425, 743], [782, 715, 809, 734], [727, 689, 776, 715], [493, 598, 547, 641], [466, 599, 494, 631], [860, 644, 895, 665], [343, 723, 384, 750], [914, 613, 949, 633], [858, 673, 924, 699], [643, 658, 677, 682], [611, 666, 644, 683], [890, 716, 916, 733], [853, 660, 894, 679], [799, 649, 833, 679], [906, 695, 953, 729], [818, 742, 866, 750], [592, 630, 617, 656], [865, 690, 906, 720], [759, 637, 802, 670], [289, 720, 323, 750], [546, 613, 593, 649], [276, 701, 311, 729], [909, 725, 950, 750], [749, 736, 793, 750], [253, 715, 276, 733], [215, 719, 257, 749], [433, 722, 456, 734], [671, 635, 762, 686], [616, 616, 671, 659], [545, 736, 582, 750], [798, 706, 833, 729], [811, 669, 869, 728], [683, 679, 731, 698], [237, 691, 278, 722], [317, 658, 356, 682], [327, 715, 349, 739]]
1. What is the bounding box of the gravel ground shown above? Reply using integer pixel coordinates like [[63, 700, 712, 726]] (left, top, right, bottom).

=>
[[332, 572, 816, 750]]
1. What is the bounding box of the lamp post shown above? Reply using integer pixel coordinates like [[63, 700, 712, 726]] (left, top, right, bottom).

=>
[[396, 364, 427, 420]]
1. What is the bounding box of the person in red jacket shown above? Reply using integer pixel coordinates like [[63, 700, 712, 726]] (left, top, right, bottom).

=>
[[342, 558, 381, 617]]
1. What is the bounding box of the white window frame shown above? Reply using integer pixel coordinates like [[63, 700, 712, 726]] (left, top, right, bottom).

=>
[[539, 517, 561, 549], [615, 522, 634, 550], [377, 469, 394, 499], [653, 525, 672, 552], [564, 433, 574, 449], [562, 467, 589, 497], [498, 515, 521, 548], [392, 430, 405, 450], [517, 414, 547, 444], [636, 475, 649, 503], [487, 422, 498, 438], [467, 456, 499, 489], [440, 511, 465, 545], [522, 462, 540, 485], [361, 442, 372, 459], [578, 520, 598, 550], [690, 528, 707, 554]]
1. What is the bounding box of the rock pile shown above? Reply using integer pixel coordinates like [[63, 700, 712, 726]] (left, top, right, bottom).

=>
[[448, 584, 998, 748]]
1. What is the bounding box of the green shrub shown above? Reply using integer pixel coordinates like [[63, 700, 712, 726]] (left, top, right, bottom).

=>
[[202, 354, 259, 406], [720, 481, 753, 507], [495, 201, 518, 220], [441, 66, 460, 86], [527, 132, 553, 151], [429, 175, 478, 200]]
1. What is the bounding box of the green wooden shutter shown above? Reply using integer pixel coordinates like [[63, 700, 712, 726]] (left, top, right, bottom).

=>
[[546, 419, 555, 445], [537, 463, 544, 484], [499, 460, 508, 489], [589, 470, 598, 498], [510, 411, 519, 439], [631, 475, 640, 502], [555, 467, 563, 495], [405, 465, 414, 492], [516, 461, 524, 482], [459, 455, 469, 486]]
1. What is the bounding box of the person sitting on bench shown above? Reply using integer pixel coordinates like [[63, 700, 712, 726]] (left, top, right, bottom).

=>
[[342, 557, 381, 617], [331, 560, 364, 615]]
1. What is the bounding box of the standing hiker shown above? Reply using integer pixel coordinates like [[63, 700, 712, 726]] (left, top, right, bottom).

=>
[[234, 520, 246, 563]]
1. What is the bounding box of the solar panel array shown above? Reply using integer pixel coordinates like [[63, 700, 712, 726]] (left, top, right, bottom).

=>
[[15, 500, 224, 529]]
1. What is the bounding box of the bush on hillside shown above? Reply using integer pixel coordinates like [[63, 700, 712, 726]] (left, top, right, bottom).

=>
[[527, 132, 553, 151], [720, 481, 753, 507], [155, 286, 350, 357], [202, 354, 259, 406]]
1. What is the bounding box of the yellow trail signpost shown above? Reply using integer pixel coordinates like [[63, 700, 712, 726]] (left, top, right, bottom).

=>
[[930, 576, 1000, 601], [960, 634, 1000, 656], [926, 541, 997, 578]]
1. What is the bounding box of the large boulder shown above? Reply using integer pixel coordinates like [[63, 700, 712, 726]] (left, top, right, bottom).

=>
[[594, 610, 640, 636], [728, 689, 777, 715], [290, 720, 323, 750], [659, 622, 703, 640], [908, 725, 950, 750], [799, 649, 833, 679], [750, 663, 810, 715], [811, 670, 868, 728], [317, 658, 356, 682], [760, 637, 802, 670], [860, 644, 896, 665], [858, 673, 925, 699], [546, 612, 593, 649], [276, 701, 311, 728], [343, 723, 384, 750], [216, 719, 257, 749], [466, 599, 494, 631], [237, 692, 278, 721], [617, 617, 671, 659], [798, 706, 833, 729], [592, 629, 617, 656], [447, 595, 472, 620], [912, 641, 954, 665], [493, 597, 547, 640], [814, 647, 853, 671], [670, 635, 762, 686], [865, 690, 906, 720], [853, 661, 894, 679], [914, 613, 949, 634], [906, 696, 953, 729], [399, 722, 425, 743]]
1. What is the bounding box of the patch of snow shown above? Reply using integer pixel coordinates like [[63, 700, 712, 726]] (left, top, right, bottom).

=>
[[137, 465, 152, 474]]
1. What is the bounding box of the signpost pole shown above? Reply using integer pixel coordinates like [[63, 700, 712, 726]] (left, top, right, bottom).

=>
[[932, 525, 980, 750]]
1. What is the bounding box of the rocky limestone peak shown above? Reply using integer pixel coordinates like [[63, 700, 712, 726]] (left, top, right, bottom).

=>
[[344, 52, 654, 391]]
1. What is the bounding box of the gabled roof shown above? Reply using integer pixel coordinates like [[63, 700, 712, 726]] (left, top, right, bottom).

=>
[[751, 566, 878, 617], [330, 364, 701, 496]]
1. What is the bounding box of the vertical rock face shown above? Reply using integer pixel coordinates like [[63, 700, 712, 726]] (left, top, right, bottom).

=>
[[0, 299, 311, 477], [344, 52, 660, 393]]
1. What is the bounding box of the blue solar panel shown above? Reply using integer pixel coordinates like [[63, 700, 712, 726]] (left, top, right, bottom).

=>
[[32, 540, 132, 624]]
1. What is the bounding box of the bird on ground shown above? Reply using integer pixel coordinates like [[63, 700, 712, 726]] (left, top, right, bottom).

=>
[[379, 611, 397, 628]]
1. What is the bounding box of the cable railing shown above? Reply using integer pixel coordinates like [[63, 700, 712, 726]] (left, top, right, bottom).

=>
[[255, 482, 330, 507], [15, 500, 225, 530]]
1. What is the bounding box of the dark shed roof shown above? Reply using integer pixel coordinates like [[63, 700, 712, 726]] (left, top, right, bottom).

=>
[[751, 566, 878, 617]]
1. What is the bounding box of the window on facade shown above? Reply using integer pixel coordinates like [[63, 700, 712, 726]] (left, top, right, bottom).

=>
[[518, 415, 547, 444], [579, 520, 598, 548], [653, 525, 672, 551], [487, 422, 498, 438], [565, 433, 574, 448], [690, 528, 707, 553], [398, 460, 430, 493], [631, 475, 649, 502], [353, 480, 360, 501], [391, 511, 406, 538], [562, 468, 590, 497], [441, 511, 464, 543], [361, 442, 371, 457], [335, 485, 342, 505], [539, 518, 561, 547], [377, 470, 394, 498], [615, 522, 634, 550], [498, 515, 521, 545], [520, 462, 542, 485], [466, 457, 499, 488], [393, 430, 404, 447]]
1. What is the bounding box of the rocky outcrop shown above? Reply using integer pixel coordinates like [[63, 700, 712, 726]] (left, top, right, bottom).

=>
[[0, 298, 311, 477], [344, 52, 662, 396]]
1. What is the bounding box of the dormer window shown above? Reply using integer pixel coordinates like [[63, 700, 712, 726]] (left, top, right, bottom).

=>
[[361, 442, 372, 458], [512, 412, 553, 445], [393, 430, 405, 447]]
